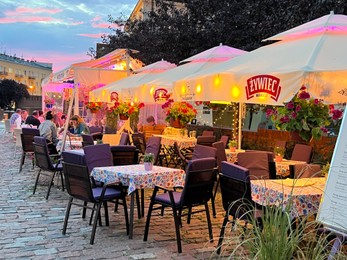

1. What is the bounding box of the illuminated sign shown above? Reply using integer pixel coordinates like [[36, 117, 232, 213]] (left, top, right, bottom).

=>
[[245, 75, 281, 101], [153, 88, 171, 102]]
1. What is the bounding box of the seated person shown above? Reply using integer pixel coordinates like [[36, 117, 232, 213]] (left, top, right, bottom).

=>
[[25, 110, 41, 128], [68, 115, 90, 136], [9, 108, 22, 129], [38, 111, 58, 154]]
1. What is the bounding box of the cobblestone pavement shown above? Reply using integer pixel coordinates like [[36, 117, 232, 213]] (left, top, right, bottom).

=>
[[0, 123, 230, 260]]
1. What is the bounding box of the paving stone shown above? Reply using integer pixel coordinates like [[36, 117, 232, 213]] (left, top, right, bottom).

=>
[[0, 122, 229, 259]]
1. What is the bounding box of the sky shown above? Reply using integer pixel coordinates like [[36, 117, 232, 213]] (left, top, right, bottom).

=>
[[0, 0, 138, 72]]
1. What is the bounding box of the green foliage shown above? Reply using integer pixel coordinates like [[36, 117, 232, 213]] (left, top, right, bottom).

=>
[[143, 153, 154, 163], [228, 140, 237, 148], [91, 0, 347, 66], [0, 79, 30, 109]]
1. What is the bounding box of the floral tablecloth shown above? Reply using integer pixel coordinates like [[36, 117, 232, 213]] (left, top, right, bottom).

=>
[[56, 136, 83, 151], [225, 149, 245, 163], [91, 165, 185, 195], [155, 135, 197, 149], [251, 177, 325, 218], [275, 159, 306, 177]]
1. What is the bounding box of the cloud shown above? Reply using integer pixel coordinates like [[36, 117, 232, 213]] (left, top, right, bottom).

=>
[[78, 33, 105, 39], [0, 6, 83, 25]]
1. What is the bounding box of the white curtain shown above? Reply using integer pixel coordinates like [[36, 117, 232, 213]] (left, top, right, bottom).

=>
[[139, 103, 166, 125]]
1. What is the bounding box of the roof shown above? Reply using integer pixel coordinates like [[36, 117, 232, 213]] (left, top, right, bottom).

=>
[[0, 53, 52, 70]]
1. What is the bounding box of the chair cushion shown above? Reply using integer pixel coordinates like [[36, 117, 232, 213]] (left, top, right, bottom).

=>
[[53, 162, 63, 171], [155, 191, 182, 206], [92, 187, 122, 200]]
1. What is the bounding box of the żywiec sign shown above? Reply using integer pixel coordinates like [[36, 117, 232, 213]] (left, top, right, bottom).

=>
[[245, 75, 281, 101], [153, 88, 171, 102]]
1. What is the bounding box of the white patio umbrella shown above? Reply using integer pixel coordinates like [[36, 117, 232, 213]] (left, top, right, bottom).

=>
[[127, 44, 247, 103], [173, 22, 347, 105], [91, 59, 176, 102], [172, 12, 347, 147]]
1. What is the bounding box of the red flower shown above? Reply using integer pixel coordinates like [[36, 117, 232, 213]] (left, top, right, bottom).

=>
[[298, 91, 310, 100], [286, 101, 294, 109]]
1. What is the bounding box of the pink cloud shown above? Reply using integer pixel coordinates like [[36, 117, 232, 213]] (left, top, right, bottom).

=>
[[5, 7, 62, 16], [91, 16, 102, 22], [78, 33, 105, 39]]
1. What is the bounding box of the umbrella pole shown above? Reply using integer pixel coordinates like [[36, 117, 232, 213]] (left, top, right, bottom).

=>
[[238, 102, 243, 150]]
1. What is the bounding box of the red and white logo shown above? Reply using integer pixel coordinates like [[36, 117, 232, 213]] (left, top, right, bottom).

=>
[[153, 88, 170, 102], [110, 91, 119, 102], [245, 75, 281, 101]]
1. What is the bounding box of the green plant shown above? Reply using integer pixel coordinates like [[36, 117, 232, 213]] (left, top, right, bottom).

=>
[[143, 153, 154, 163], [267, 86, 343, 142], [111, 101, 145, 117], [229, 140, 237, 148], [321, 162, 330, 177], [162, 100, 197, 126], [274, 146, 285, 157]]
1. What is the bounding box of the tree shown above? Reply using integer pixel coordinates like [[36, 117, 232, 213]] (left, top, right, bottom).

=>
[[92, 0, 346, 65], [0, 79, 30, 109]]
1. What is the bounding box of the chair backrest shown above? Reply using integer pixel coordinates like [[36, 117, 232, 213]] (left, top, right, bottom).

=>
[[81, 134, 94, 147], [179, 158, 217, 207], [119, 132, 130, 145], [110, 145, 139, 166], [22, 127, 40, 135], [291, 144, 313, 163], [83, 144, 113, 173], [290, 163, 321, 178], [145, 136, 162, 165], [212, 141, 227, 171], [21, 129, 40, 153], [33, 136, 54, 171], [237, 151, 272, 180], [196, 136, 216, 146], [91, 132, 103, 141], [202, 130, 214, 136], [192, 144, 217, 160], [173, 141, 187, 162], [62, 162, 95, 202], [4, 119, 11, 133], [132, 132, 146, 154], [89, 126, 103, 134], [14, 128, 22, 147], [220, 135, 230, 148], [220, 161, 253, 218], [142, 125, 165, 142], [62, 150, 86, 166]]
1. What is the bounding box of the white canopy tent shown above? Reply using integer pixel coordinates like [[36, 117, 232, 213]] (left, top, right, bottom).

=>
[[42, 49, 143, 114], [91, 59, 176, 102], [124, 44, 247, 103]]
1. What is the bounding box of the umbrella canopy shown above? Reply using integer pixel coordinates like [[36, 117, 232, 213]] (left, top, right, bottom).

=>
[[180, 43, 247, 63], [91, 59, 176, 102], [264, 11, 347, 41], [173, 28, 347, 105], [127, 44, 247, 103]]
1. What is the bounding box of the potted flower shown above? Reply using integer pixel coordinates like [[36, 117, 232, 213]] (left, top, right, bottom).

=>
[[44, 96, 56, 108], [143, 153, 154, 171], [228, 140, 237, 152], [85, 101, 103, 113], [266, 86, 343, 142], [274, 146, 285, 162], [162, 99, 197, 128], [111, 101, 145, 120]]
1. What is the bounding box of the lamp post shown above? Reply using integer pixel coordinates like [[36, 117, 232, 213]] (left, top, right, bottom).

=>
[[28, 85, 34, 95]]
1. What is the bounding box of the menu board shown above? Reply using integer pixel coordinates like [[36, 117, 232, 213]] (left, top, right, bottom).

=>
[[317, 109, 347, 235]]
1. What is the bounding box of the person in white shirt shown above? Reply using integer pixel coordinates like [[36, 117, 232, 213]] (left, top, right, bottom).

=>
[[9, 108, 22, 129]]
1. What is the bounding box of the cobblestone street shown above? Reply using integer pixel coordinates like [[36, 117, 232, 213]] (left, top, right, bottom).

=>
[[0, 123, 229, 259]]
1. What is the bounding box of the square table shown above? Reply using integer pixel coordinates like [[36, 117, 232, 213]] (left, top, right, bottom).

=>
[[155, 134, 197, 149], [251, 177, 326, 218], [91, 164, 185, 238]]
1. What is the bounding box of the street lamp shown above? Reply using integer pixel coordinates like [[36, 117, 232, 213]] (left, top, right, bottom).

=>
[[28, 85, 34, 95]]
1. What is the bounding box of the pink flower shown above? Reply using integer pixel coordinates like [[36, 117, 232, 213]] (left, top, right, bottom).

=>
[[298, 91, 310, 99], [314, 99, 319, 105], [331, 109, 343, 120], [295, 105, 301, 112], [286, 101, 294, 109], [265, 109, 273, 118], [280, 116, 290, 123], [321, 127, 328, 133], [300, 85, 306, 91], [291, 112, 297, 118]]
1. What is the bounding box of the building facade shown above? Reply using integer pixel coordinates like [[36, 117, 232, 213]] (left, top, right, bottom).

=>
[[0, 53, 52, 96]]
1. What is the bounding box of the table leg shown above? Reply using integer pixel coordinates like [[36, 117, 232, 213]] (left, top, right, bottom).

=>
[[129, 192, 135, 239]]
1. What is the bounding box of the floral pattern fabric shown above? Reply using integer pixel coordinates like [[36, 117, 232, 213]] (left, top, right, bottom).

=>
[[275, 159, 306, 177], [251, 177, 325, 218], [158, 135, 197, 149], [91, 165, 185, 195], [225, 149, 245, 163]]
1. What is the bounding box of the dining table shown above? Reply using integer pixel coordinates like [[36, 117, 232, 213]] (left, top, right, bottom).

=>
[[91, 164, 185, 239], [225, 149, 246, 163], [251, 177, 326, 218]]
